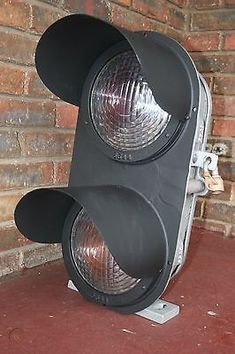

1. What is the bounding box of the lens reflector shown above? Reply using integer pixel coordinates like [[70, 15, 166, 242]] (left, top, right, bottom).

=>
[[91, 50, 171, 151], [71, 208, 140, 295]]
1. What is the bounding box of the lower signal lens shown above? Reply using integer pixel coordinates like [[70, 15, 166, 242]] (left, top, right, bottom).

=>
[[71, 208, 140, 295]]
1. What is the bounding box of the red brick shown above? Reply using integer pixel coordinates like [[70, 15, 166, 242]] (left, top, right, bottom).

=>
[[0, 162, 53, 190], [212, 96, 235, 116], [168, 7, 186, 30], [0, 30, 37, 65], [169, 0, 187, 8], [189, 0, 221, 9], [224, 0, 235, 7], [193, 219, 228, 236], [166, 26, 182, 42], [0, 63, 24, 95], [54, 160, 71, 184], [30, 5, 62, 34], [212, 119, 235, 137], [218, 160, 235, 182], [204, 201, 234, 224], [213, 76, 235, 95], [132, 0, 169, 23], [224, 33, 235, 50], [19, 131, 74, 157], [63, 0, 110, 20], [192, 54, 235, 74], [182, 33, 220, 52], [40, 0, 62, 5], [111, 4, 165, 32], [0, 225, 30, 252], [0, 99, 55, 127], [56, 103, 78, 129], [112, 0, 131, 5], [191, 10, 235, 31], [24, 70, 54, 98], [0, 0, 30, 30], [27, 101, 56, 127], [194, 198, 204, 218], [0, 193, 23, 222], [0, 131, 21, 158]]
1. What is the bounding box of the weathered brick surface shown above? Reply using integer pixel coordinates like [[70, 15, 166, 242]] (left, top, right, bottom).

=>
[[0, 63, 24, 95], [213, 76, 235, 95], [189, 0, 221, 9], [212, 96, 235, 116], [0, 225, 30, 252], [113, 0, 131, 5], [54, 160, 71, 184], [56, 103, 78, 129], [0, 162, 53, 190], [0, 30, 37, 66], [24, 69, 55, 98], [0, 193, 23, 223], [191, 10, 235, 31], [204, 201, 234, 224], [169, 0, 187, 7], [224, 0, 235, 8], [224, 33, 235, 50], [40, 0, 62, 5], [0, 0, 30, 30], [19, 131, 74, 157], [30, 5, 63, 34], [182, 33, 220, 52], [132, 0, 168, 23], [0, 131, 21, 158], [0, 99, 56, 127], [218, 160, 235, 182], [63, 0, 111, 19], [212, 119, 235, 137], [168, 6, 186, 30], [192, 54, 235, 74], [111, 3, 165, 32], [193, 219, 228, 236]]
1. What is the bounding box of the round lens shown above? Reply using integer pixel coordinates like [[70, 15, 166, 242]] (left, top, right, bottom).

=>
[[91, 50, 171, 151], [71, 208, 140, 295]]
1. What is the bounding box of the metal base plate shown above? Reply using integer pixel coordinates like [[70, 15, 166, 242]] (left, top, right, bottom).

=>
[[67, 280, 179, 324], [136, 300, 180, 324]]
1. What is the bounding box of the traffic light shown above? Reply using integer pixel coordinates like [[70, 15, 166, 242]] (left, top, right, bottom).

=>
[[14, 14, 220, 314]]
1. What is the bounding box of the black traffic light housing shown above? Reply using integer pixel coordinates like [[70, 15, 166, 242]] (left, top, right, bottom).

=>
[[15, 15, 211, 314]]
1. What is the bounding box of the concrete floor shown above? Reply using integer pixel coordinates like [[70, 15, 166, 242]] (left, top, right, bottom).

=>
[[0, 229, 234, 354]]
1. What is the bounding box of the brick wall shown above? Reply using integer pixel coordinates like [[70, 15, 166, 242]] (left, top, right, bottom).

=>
[[0, 0, 234, 278], [183, 1, 235, 237]]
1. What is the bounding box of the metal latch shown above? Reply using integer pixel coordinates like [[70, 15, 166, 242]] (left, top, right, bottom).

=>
[[192, 151, 224, 195]]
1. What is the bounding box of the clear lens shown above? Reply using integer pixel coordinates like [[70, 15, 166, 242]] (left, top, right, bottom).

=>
[[91, 50, 171, 151], [71, 208, 140, 295]]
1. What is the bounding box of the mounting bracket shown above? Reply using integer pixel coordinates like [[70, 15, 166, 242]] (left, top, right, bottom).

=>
[[67, 280, 180, 324]]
